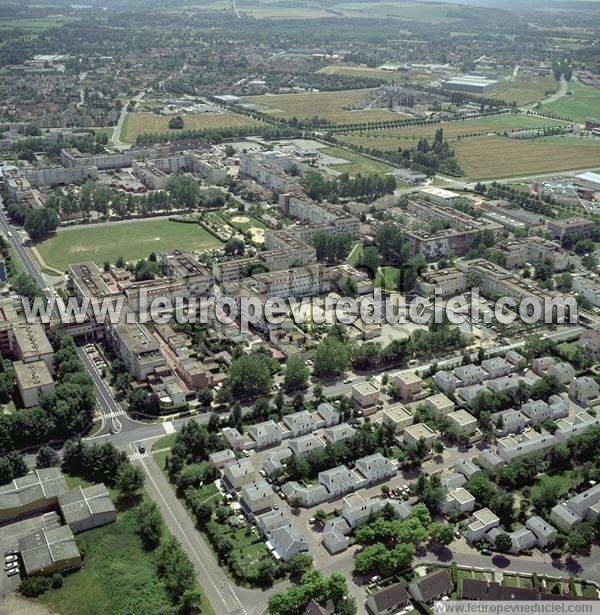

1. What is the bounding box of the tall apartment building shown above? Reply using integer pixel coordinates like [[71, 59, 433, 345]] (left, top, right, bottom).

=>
[[159, 250, 213, 295]]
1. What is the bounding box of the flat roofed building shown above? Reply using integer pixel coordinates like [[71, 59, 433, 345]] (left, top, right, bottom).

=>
[[57, 484, 116, 533], [209, 449, 236, 469], [465, 507, 500, 542], [12, 323, 54, 372], [547, 217, 594, 241], [441, 487, 475, 515], [0, 468, 68, 522], [427, 394, 457, 417], [20, 525, 81, 577], [351, 381, 380, 408], [392, 371, 422, 401], [447, 409, 478, 435], [14, 360, 55, 408], [159, 250, 213, 295], [402, 422, 436, 448], [380, 404, 413, 433]]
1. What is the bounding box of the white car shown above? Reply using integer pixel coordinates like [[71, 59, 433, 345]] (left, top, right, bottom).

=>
[[4, 555, 17, 564], [4, 561, 17, 571], [370, 575, 381, 584], [6, 567, 19, 577]]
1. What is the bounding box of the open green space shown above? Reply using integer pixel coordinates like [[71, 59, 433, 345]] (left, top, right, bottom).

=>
[[245, 89, 408, 124], [543, 80, 600, 122], [337, 1, 467, 23], [320, 146, 395, 176], [121, 111, 262, 142], [452, 135, 600, 180], [0, 16, 70, 30], [340, 114, 561, 151], [492, 74, 558, 106], [39, 497, 214, 615], [376, 266, 400, 290], [346, 242, 363, 266], [36, 219, 223, 271], [317, 64, 407, 83]]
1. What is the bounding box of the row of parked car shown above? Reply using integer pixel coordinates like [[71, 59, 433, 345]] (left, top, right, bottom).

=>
[[4, 550, 20, 577]]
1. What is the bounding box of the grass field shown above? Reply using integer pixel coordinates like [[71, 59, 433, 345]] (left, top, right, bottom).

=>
[[339, 114, 561, 151], [337, 1, 466, 22], [0, 16, 69, 30], [544, 80, 600, 122], [492, 74, 558, 106], [245, 89, 407, 124], [320, 146, 395, 176], [376, 266, 400, 290], [121, 111, 261, 142], [346, 242, 363, 266], [317, 64, 406, 83], [37, 219, 223, 270], [39, 497, 214, 615], [452, 135, 600, 180]]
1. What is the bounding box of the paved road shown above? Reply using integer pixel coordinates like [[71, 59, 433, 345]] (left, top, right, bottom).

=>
[[135, 452, 282, 615], [112, 90, 145, 146]]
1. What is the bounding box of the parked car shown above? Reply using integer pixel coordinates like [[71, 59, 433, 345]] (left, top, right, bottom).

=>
[[4, 561, 18, 571], [278, 491, 285, 499], [7, 567, 20, 577], [4, 555, 17, 564], [370, 575, 381, 583], [138, 445, 145, 454], [3, 550, 16, 558], [481, 548, 492, 556]]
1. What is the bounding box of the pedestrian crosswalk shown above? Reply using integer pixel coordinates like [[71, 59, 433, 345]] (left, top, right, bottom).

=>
[[129, 451, 148, 461], [163, 422, 176, 434], [103, 410, 125, 419]]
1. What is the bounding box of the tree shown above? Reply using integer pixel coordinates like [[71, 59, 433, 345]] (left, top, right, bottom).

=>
[[284, 355, 310, 392], [566, 531, 587, 556], [116, 463, 145, 498], [180, 588, 205, 615], [429, 522, 455, 546], [291, 495, 303, 512], [167, 174, 199, 209], [494, 533, 513, 553], [134, 500, 163, 549], [314, 509, 327, 525], [287, 553, 313, 577], [35, 446, 60, 468], [224, 237, 245, 256], [24, 207, 59, 241], [197, 387, 213, 407], [19, 576, 50, 597], [228, 352, 272, 399], [313, 337, 349, 379], [169, 115, 184, 129]]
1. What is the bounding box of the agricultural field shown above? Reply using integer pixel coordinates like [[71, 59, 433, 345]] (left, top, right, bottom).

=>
[[36, 219, 223, 271], [337, 1, 468, 23], [492, 74, 558, 106], [319, 146, 396, 176], [452, 135, 600, 180], [121, 111, 261, 142], [339, 114, 561, 151], [245, 89, 407, 125], [543, 80, 600, 122]]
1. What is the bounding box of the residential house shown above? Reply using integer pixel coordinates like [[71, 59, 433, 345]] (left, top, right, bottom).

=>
[[440, 487, 475, 515], [425, 394, 455, 418], [434, 370, 460, 393], [447, 409, 478, 436], [454, 364, 487, 387], [366, 583, 411, 615], [288, 433, 326, 457], [318, 466, 360, 498], [247, 420, 283, 449], [281, 482, 328, 507], [209, 449, 236, 470], [282, 410, 317, 437], [481, 357, 514, 379], [465, 508, 500, 542], [532, 356, 556, 375], [355, 453, 396, 486], [548, 362, 576, 385], [392, 371, 423, 402], [323, 423, 356, 444], [380, 404, 413, 432], [221, 427, 247, 451], [477, 449, 504, 471], [496, 430, 558, 462], [455, 459, 481, 480], [570, 376, 600, 406], [222, 458, 256, 491], [402, 423, 436, 448], [526, 516, 557, 548], [352, 381, 380, 408], [555, 412, 600, 443], [491, 409, 529, 436], [408, 570, 453, 603]]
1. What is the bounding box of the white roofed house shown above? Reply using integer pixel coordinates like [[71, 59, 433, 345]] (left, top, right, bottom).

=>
[[434, 370, 460, 393], [454, 364, 487, 387], [491, 409, 529, 436], [526, 516, 557, 548], [477, 449, 505, 472], [505, 350, 526, 367], [282, 410, 318, 437], [257, 509, 309, 561], [547, 362, 576, 385], [354, 453, 396, 487], [318, 465, 360, 498], [441, 472, 466, 491], [486, 374, 530, 395], [351, 381, 380, 409], [239, 479, 276, 514], [455, 384, 486, 408], [221, 427, 247, 451], [281, 481, 328, 507], [222, 458, 256, 491], [247, 420, 283, 449], [520, 399, 552, 423], [551, 484, 600, 531], [496, 430, 558, 462], [314, 402, 339, 428], [446, 409, 478, 436], [425, 394, 455, 418], [532, 356, 556, 376], [380, 404, 413, 432], [208, 449, 236, 469], [555, 412, 600, 443], [481, 357, 514, 379], [570, 376, 600, 406], [455, 459, 481, 480], [323, 423, 356, 444], [507, 527, 537, 554], [392, 371, 423, 402], [402, 423, 437, 449], [287, 433, 326, 458]]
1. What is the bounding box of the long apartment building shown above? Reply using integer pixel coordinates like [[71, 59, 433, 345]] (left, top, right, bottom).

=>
[[501, 237, 576, 271], [19, 165, 97, 188], [279, 193, 360, 238], [60, 145, 172, 170], [398, 199, 502, 260], [239, 152, 299, 193]]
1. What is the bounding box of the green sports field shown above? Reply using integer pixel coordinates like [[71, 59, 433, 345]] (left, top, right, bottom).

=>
[[36, 219, 222, 271]]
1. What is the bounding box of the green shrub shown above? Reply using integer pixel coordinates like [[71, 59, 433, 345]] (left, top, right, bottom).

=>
[[20, 576, 51, 597]]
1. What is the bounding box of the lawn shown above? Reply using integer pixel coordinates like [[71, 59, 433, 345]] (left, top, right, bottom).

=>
[[346, 242, 363, 266], [36, 219, 223, 271], [336, 1, 466, 23], [39, 498, 214, 615], [492, 74, 558, 106], [543, 80, 600, 122], [245, 89, 407, 125], [320, 146, 395, 176], [452, 135, 600, 180], [339, 114, 561, 151], [376, 266, 400, 290], [0, 16, 69, 30], [121, 111, 261, 142]]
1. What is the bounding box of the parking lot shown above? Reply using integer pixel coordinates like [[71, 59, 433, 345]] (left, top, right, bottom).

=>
[[0, 515, 46, 598]]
